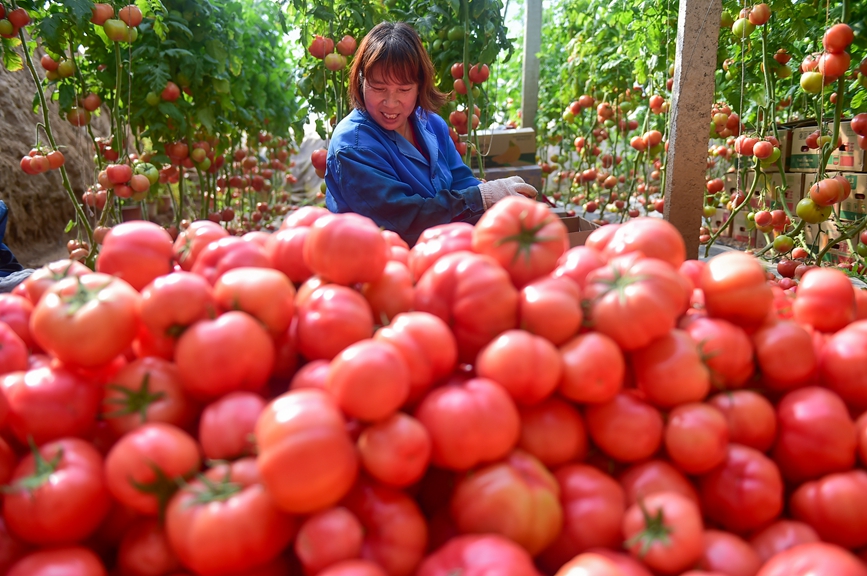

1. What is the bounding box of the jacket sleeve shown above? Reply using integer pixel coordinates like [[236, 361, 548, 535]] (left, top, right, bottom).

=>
[[330, 146, 485, 244]]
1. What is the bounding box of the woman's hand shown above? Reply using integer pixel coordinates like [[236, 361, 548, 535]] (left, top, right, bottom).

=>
[[478, 176, 537, 208]]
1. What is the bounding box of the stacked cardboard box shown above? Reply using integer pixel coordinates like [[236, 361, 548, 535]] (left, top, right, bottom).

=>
[[787, 121, 867, 173]]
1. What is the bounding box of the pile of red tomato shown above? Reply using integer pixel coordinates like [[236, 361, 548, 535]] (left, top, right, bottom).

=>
[[1, 196, 867, 576]]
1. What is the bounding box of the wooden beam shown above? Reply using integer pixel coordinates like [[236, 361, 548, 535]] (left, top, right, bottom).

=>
[[520, 0, 542, 130], [664, 0, 722, 259]]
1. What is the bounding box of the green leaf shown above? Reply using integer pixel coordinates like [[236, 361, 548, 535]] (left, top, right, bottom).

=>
[[64, 220, 75, 233], [197, 106, 216, 133], [309, 5, 335, 21], [158, 102, 185, 123], [59, 0, 97, 26], [58, 82, 76, 111], [1, 38, 23, 72], [852, 90, 866, 110], [35, 13, 66, 49]]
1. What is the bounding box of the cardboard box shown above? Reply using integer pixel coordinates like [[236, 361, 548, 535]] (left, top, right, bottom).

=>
[[474, 164, 543, 191], [787, 121, 867, 173], [731, 209, 755, 246], [466, 128, 537, 168], [745, 171, 805, 207], [559, 214, 600, 248], [712, 208, 732, 238]]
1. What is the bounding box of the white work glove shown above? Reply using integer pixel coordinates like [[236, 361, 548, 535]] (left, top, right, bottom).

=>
[[478, 176, 538, 209]]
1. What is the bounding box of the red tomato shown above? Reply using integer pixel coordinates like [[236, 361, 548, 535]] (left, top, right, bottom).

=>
[[407, 222, 475, 282], [793, 268, 856, 332], [0, 518, 29, 575], [0, 438, 16, 485], [583, 548, 653, 576], [708, 390, 777, 452], [373, 312, 457, 404], [622, 491, 704, 574], [341, 480, 428, 576], [101, 356, 192, 437], [602, 217, 687, 268], [117, 518, 183, 576], [4, 438, 110, 545], [297, 285, 374, 361], [555, 553, 627, 576], [558, 332, 625, 403], [584, 254, 690, 351], [472, 196, 569, 288], [256, 389, 359, 514], [303, 213, 388, 286], [631, 329, 711, 408], [30, 273, 140, 368], [756, 542, 867, 576], [190, 236, 273, 285], [318, 560, 389, 576], [361, 261, 414, 324], [697, 530, 762, 576], [475, 330, 562, 405], [518, 397, 587, 467], [681, 316, 754, 388], [585, 392, 664, 462], [701, 252, 773, 330], [327, 339, 410, 421], [265, 227, 315, 283], [166, 458, 297, 575], [619, 459, 700, 507], [358, 413, 431, 488], [104, 422, 201, 516], [289, 359, 330, 391], [199, 391, 266, 460], [295, 507, 364, 575], [21, 259, 90, 305], [552, 245, 605, 288], [752, 320, 817, 391], [417, 534, 539, 576], [773, 386, 856, 483], [414, 251, 518, 362], [7, 546, 107, 576], [749, 520, 820, 563], [820, 321, 867, 410], [0, 294, 36, 350], [664, 403, 728, 474], [450, 450, 562, 555], [414, 377, 519, 470], [790, 470, 867, 549], [2, 365, 101, 445], [281, 206, 330, 229], [172, 220, 228, 271], [140, 271, 215, 339], [584, 226, 622, 254], [0, 322, 27, 375], [96, 222, 174, 291], [213, 267, 295, 337], [699, 444, 783, 534], [518, 276, 582, 346], [175, 311, 274, 400]]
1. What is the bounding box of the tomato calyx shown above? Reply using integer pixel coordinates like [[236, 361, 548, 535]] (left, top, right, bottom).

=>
[[494, 213, 562, 265], [588, 267, 650, 305], [103, 373, 166, 421], [1, 439, 63, 495], [62, 277, 113, 316], [186, 469, 243, 505], [625, 499, 673, 556], [129, 462, 186, 519]]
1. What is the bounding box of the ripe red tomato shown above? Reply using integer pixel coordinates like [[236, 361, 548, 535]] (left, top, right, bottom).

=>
[[7, 546, 107, 576], [475, 330, 561, 405], [308, 35, 334, 59], [793, 267, 856, 332], [358, 412, 431, 487], [295, 507, 364, 575], [327, 339, 410, 421], [304, 213, 388, 286], [809, 178, 845, 207], [790, 470, 867, 549], [96, 221, 174, 291], [697, 530, 762, 576], [118, 4, 142, 26], [618, 459, 700, 508], [554, 553, 628, 576], [265, 227, 316, 283], [701, 251, 773, 330], [175, 311, 275, 401], [585, 392, 663, 462], [414, 377, 519, 470], [4, 438, 110, 546], [552, 245, 605, 288], [407, 222, 474, 281], [7, 8, 29, 28], [472, 196, 569, 288], [518, 276, 583, 346], [468, 63, 490, 83], [104, 422, 201, 515], [336, 34, 357, 56], [21, 262, 88, 306], [664, 403, 728, 474], [820, 321, 867, 410], [140, 271, 215, 340], [707, 390, 777, 452], [749, 520, 820, 563], [680, 316, 754, 388], [752, 320, 817, 391], [213, 267, 295, 337], [699, 444, 783, 534], [318, 560, 388, 576], [518, 397, 587, 468], [166, 458, 297, 575], [297, 285, 374, 361], [256, 389, 359, 514], [172, 220, 228, 271], [116, 518, 182, 576], [0, 322, 27, 375], [601, 216, 687, 268], [360, 260, 414, 324], [30, 273, 141, 368], [630, 329, 711, 408], [0, 296, 33, 352], [190, 236, 273, 285], [622, 491, 704, 575], [417, 534, 538, 576], [756, 542, 867, 576], [1, 365, 101, 445], [198, 391, 265, 460]]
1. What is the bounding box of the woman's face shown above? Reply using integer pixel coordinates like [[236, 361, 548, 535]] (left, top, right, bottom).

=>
[[362, 66, 418, 135]]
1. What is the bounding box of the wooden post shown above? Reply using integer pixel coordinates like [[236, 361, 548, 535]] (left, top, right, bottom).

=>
[[664, 0, 722, 259], [520, 0, 542, 130]]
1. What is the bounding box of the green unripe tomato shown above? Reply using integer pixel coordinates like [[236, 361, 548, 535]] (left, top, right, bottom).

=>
[[760, 147, 782, 167], [649, 143, 665, 158], [447, 26, 464, 41], [796, 197, 832, 223], [432, 39, 442, 51], [703, 205, 718, 218], [619, 101, 633, 113], [800, 72, 824, 94], [720, 12, 734, 28], [774, 235, 794, 254], [134, 162, 159, 185], [604, 119, 615, 128], [857, 243, 867, 258], [214, 78, 230, 94], [146, 92, 160, 106], [562, 109, 575, 123], [472, 86, 481, 99], [732, 18, 755, 39]]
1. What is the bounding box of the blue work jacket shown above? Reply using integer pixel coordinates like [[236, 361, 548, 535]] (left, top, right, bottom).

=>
[[325, 108, 485, 246]]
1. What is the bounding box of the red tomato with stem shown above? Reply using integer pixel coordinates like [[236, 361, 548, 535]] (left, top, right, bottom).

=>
[[256, 389, 359, 514], [755, 542, 867, 576], [166, 458, 297, 575], [7, 546, 107, 576], [407, 222, 474, 282], [752, 320, 817, 391], [303, 213, 388, 286], [708, 390, 777, 452], [117, 518, 183, 576], [3, 438, 110, 546], [295, 507, 365, 575], [472, 196, 569, 288], [296, 285, 374, 361], [585, 392, 664, 463], [558, 332, 625, 404], [104, 422, 201, 516], [619, 459, 700, 508], [622, 491, 704, 575], [475, 329, 562, 405], [749, 520, 820, 563], [198, 391, 266, 460], [450, 450, 562, 556], [96, 222, 174, 291], [140, 271, 216, 339], [701, 252, 774, 330], [790, 470, 867, 549], [793, 268, 856, 332], [631, 329, 712, 409], [30, 273, 141, 368], [327, 339, 410, 421], [664, 403, 729, 475], [417, 534, 539, 576], [518, 275, 583, 346], [21, 259, 90, 305], [213, 267, 295, 337], [518, 397, 587, 467]]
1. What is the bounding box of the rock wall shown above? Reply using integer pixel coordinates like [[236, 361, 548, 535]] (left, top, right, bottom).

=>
[[0, 52, 109, 267]]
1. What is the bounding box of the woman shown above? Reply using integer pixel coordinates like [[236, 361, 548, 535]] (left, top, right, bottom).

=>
[[324, 22, 536, 245]]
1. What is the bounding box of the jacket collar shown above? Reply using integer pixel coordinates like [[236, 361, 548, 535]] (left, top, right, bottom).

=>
[[358, 108, 438, 170]]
